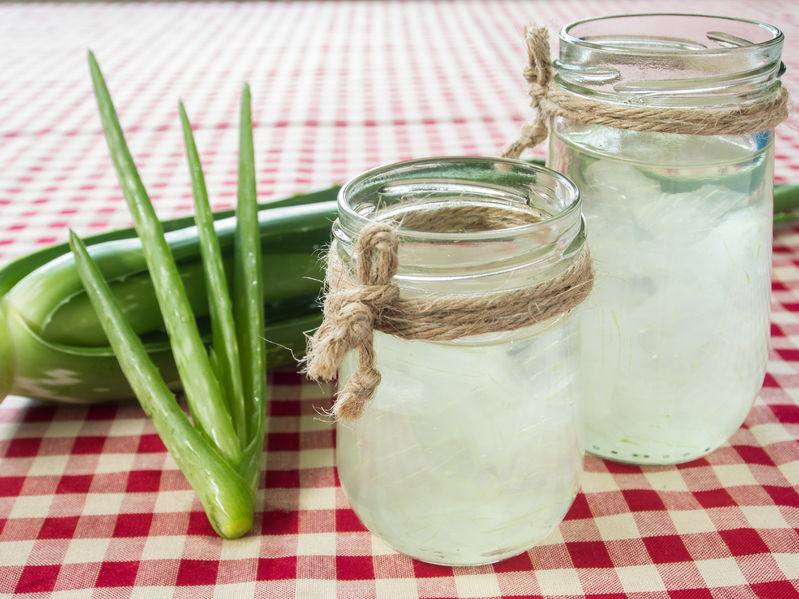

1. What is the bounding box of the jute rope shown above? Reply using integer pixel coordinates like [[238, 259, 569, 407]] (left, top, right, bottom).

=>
[[305, 209, 594, 420], [502, 25, 791, 159]]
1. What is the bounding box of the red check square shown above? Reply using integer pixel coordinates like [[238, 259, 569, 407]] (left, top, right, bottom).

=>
[[125, 470, 162, 493], [622, 489, 667, 512], [763, 485, 798, 507], [262, 510, 299, 535], [336, 555, 375, 580], [692, 489, 737, 509], [95, 561, 139, 588], [112, 513, 153, 538], [719, 529, 770, 556], [257, 556, 297, 580], [750, 581, 799, 597], [642, 535, 692, 563], [56, 474, 93, 494], [176, 559, 218, 586], [4, 437, 41, 458], [136, 434, 166, 453], [38, 516, 79, 539], [15, 564, 60, 593], [770, 404, 799, 423], [0, 476, 25, 497], [668, 589, 714, 598], [71, 436, 105, 454], [733, 445, 774, 466], [567, 540, 614, 568]]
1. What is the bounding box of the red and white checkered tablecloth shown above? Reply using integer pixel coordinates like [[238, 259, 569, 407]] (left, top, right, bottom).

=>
[[1, 1, 798, 597]]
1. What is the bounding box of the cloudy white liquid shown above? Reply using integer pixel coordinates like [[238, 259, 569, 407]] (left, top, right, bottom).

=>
[[551, 126, 772, 464], [336, 317, 583, 566]]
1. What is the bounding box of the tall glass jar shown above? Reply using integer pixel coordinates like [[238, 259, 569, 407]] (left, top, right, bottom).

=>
[[547, 14, 784, 464], [333, 157, 586, 566]]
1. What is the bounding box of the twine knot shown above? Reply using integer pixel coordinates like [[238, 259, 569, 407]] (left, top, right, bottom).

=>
[[503, 24, 790, 159], [305, 223, 400, 419], [522, 25, 554, 100]]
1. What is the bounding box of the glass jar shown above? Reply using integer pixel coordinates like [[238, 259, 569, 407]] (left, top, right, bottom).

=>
[[332, 157, 586, 566], [547, 14, 784, 464]]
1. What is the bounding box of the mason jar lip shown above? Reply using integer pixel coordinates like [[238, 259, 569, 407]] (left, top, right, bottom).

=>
[[337, 156, 581, 243], [560, 13, 784, 56]]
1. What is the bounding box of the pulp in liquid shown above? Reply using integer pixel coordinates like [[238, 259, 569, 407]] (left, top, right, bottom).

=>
[[336, 317, 583, 566], [550, 126, 772, 464]]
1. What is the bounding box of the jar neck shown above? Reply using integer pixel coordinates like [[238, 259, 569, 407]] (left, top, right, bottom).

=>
[[555, 13, 784, 108], [333, 157, 585, 295]]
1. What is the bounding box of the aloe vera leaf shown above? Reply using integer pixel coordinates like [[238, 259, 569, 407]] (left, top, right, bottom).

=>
[[180, 101, 247, 441], [233, 85, 266, 465], [0, 186, 339, 303], [0, 306, 321, 404], [88, 51, 241, 464], [69, 231, 253, 538], [0, 199, 334, 406], [7, 202, 334, 347]]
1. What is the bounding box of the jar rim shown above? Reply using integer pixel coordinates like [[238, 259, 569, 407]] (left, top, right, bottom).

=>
[[337, 156, 581, 243], [560, 13, 783, 56]]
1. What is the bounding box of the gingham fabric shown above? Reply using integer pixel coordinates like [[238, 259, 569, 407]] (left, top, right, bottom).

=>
[[1, 1, 798, 597]]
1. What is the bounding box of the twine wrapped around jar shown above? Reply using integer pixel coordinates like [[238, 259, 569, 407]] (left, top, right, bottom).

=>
[[305, 211, 594, 420], [502, 25, 791, 160]]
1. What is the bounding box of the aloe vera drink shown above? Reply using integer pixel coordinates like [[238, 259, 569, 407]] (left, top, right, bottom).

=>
[[337, 321, 582, 565], [550, 125, 773, 464]]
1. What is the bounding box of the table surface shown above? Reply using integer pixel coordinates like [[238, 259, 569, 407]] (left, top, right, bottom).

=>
[[1, 1, 798, 598]]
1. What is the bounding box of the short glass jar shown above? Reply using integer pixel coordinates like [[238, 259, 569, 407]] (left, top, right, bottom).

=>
[[333, 157, 586, 566], [547, 14, 784, 464]]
